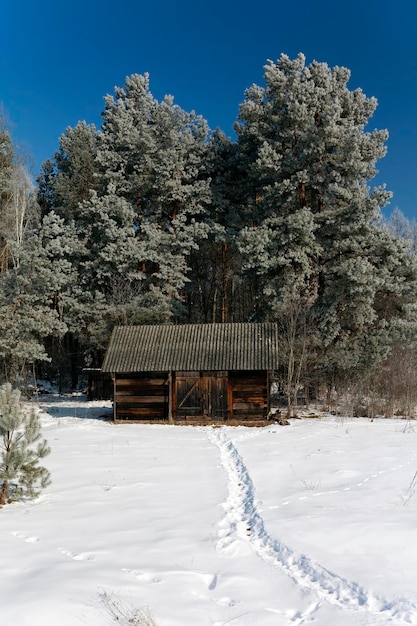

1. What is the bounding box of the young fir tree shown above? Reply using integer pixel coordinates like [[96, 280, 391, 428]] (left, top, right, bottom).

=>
[[0, 383, 51, 505], [235, 53, 417, 390]]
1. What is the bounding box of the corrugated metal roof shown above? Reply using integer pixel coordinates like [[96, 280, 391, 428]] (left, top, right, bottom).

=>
[[101, 323, 279, 373]]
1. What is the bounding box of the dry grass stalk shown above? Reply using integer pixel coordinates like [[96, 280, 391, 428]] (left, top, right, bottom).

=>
[[101, 591, 158, 626]]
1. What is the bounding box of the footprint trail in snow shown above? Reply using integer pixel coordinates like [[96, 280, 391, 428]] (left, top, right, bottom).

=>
[[207, 426, 417, 625]]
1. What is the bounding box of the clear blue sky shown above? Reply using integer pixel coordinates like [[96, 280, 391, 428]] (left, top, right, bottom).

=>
[[1, 0, 416, 218]]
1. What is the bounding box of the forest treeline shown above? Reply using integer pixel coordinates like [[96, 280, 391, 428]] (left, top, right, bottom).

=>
[[1, 53, 417, 414]]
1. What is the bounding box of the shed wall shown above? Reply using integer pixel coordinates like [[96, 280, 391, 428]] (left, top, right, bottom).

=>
[[114, 373, 169, 422], [113, 370, 270, 423], [230, 371, 269, 420]]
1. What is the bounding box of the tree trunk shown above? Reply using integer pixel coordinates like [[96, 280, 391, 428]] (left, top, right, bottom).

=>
[[221, 243, 228, 323], [0, 479, 8, 505]]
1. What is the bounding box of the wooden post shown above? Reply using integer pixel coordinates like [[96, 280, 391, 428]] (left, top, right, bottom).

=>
[[168, 371, 173, 424], [227, 375, 233, 421], [112, 375, 117, 423], [221, 243, 228, 323], [267, 370, 271, 417]]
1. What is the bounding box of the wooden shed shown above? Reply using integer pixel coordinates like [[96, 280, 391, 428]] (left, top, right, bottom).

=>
[[101, 323, 279, 423]]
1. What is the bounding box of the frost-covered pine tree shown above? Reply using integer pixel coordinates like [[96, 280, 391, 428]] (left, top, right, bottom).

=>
[[188, 128, 266, 323], [0, 122, 15, 223], [0, 120, 68, 383], [0, 210, 70, 383], [92, 74, 213, 317], [385, 207, 417, 252], [235, 53, 417, 384], [236, 53, 389, 311], [37, 123, 105, 380], [0, 383, 51, 505], [37, 121, 100, 221], [73, 189, 172, 357], [37, 76, 215, 364]]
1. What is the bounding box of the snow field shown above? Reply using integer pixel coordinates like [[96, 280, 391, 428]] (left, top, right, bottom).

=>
[[1, 398, 417, 625]]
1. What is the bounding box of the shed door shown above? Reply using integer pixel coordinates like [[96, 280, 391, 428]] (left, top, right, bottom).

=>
[[175, 372, 228, 419]]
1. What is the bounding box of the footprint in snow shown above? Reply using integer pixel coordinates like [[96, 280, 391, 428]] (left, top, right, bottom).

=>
[[12, 531, 39, 543], [215, 596, 237, 607], [122, 567, 218, 591], [286, 601, 321, 624], [58, 547, 95, 561], [121, 568, 162, 583], [208, 426, 417, 625]]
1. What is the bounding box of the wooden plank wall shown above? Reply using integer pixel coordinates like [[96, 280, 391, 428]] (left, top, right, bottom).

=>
[[230, 371, 268, 421], [115, 374, 169, 421], [113, 370, 269, 423]]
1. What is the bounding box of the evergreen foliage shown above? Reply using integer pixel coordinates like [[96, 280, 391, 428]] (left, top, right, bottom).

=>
[[95, 73, 213, 309], [0, 383, 51, 505], [385, 207, 417, 252], [0, 212, 71, 382], [37, 122, 100, 221], [15, 54, 417, 406], [38, 74, 215, 366], [234, 53, 417, 392], [0, 119, 68, 384]]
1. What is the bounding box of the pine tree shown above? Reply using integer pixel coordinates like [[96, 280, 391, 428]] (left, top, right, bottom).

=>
[[37, 75, 216, 365], [187, 129, 255, 322], [0, 211, 70, 383], [0, 383, 50, 505], [0, 121, 19, 272], [385, 207, 417, 252], [94, 74, 213, 318], [37, 121, 100, 221], [234, 53, 417, 388], [0, 119, 68, 383], [36, 123, 103, 383], [73, 190, 172, 358], [0, 122, 15, 212]]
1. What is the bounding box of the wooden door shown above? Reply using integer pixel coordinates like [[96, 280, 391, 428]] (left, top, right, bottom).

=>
[[175, 371, 228, 420]]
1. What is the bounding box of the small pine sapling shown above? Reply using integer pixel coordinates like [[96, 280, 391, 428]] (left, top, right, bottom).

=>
[[0, 383, 51, 505]]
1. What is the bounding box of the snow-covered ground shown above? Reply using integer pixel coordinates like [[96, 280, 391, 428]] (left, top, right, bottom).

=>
[[2, 395, 417, 625]]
